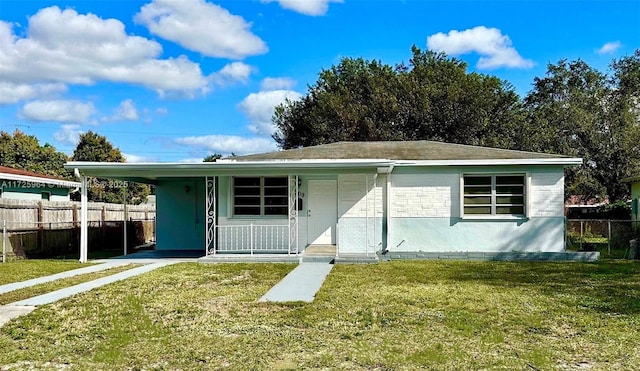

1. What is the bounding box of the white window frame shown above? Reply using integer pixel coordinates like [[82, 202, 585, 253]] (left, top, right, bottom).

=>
[[232, 176, 288, 218], [459, 173, 530, 219]]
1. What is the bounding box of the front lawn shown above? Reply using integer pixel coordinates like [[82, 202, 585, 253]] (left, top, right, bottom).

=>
[[0, 264, 135, 305], [0, 260, 88, 285], [1, 261, 638, 369]]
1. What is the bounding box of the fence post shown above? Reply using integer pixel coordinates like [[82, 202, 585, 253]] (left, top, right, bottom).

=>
[[37, 201, 43, 253], [101, 205, 107, 250], [2, 219, 6, 263], [250, 223, 254, 256], [608, 220, 611, 255], [580, 220, 583, 250], [72, 203, 79, 252]]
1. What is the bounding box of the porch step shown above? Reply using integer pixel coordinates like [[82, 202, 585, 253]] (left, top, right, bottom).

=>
[[334, 254, 379, 264], [301, 254, 335, 263], [302, 244, 336, 263], [198, 254, 301, 264]]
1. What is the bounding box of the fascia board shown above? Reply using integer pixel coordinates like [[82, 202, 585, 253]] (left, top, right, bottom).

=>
[[65, 160, 395, 178], [393, 158, 583, 166], [0, 173, 81, 188]]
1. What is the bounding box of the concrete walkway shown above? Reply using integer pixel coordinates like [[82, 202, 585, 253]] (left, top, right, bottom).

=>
[[0, 261, 176, 327], [258, 262, 333, 303], [0, 261, 130, 295]]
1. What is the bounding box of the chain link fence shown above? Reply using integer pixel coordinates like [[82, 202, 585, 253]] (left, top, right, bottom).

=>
[[566, 219, 639, 259]]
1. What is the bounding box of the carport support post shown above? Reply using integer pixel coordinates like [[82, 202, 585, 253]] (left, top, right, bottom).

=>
[[80, 175, 88, 263], [123, 186, 128, 256]]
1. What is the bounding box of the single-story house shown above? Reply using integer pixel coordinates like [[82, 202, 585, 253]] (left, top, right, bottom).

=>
[[66, 141, 583, 262], [0, 166, 80, 201]]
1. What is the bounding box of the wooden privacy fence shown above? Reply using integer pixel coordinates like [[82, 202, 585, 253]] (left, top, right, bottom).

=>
[[1, 199, 155, 260]]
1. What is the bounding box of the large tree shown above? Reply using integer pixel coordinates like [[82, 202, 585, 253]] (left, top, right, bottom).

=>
[[72, 131, 125, 163], [0, 130, 69, 178], [521, 51, 640, 202], [273, 47, 639, 202], [72, 131, 149, 204], [273, 46, 522, 150]]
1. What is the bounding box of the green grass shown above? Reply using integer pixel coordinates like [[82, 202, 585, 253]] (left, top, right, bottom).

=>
[[0, 264, 135, 305], [0, 260, 89, 285], [1, 261, 639, 370]]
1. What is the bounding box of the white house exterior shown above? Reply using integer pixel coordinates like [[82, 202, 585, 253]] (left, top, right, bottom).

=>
[[66, 141, 583, 262]]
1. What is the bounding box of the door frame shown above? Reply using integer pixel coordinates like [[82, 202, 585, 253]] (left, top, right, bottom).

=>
[[307, 179, 338, 245]]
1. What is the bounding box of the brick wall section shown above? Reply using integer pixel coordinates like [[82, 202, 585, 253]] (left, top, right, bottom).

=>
[[391, 173, 457, 218], [390, 169, 565, 218]]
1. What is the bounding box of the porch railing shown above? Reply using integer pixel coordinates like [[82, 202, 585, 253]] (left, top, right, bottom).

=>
[[213, 224, 290, 255]]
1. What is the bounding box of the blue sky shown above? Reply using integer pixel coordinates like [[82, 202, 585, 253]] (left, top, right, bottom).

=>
[[1, 0, 638, 162]]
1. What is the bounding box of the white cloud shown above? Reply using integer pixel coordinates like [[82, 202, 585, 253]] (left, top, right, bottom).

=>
[[260, 77, 296, 91], [175, 135, 277, 155], [427, 26, 534, 69], [210, 62, 253, 86], [0, 7, 217, 97], [102, 99, 139, 122], [123, 153, 156, 163], [238, 89, 302, 135], [19, 100, 95, 123], [597, 41, 622, 55], [178, 157, 209, 163], [53, 124, 82, 145], [135, 0, 267, 59], [0, 82, 67, 104], [261, 0, 342, 16]]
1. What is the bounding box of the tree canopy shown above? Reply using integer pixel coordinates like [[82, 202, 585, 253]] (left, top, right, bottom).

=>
[[203, 154, 223, 162], [274, 47, 522, 150], [0, 130, 69, 178], [521, 52, 640, 201], [71, 131, 149, 204], [273, 47, 640, 201], [72, 131, 125, 163]]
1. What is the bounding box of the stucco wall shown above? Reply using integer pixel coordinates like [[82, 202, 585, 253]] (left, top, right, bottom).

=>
[[155, 178, 205, 250], [163, 166, 567, 254], [388, 166, 566, 253], [1, 186, 71, 201]]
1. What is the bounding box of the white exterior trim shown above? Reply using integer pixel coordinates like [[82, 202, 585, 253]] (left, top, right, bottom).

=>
[[394, 158, 582, 166], [0, 172, 81, 189], [65, 157, 582, 175]]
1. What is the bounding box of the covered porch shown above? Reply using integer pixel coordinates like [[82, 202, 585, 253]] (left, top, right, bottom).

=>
[[66, 160, 392, 262]]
